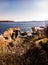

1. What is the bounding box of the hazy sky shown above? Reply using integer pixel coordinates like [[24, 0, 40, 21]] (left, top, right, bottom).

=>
[[0, 0, 48, 21]]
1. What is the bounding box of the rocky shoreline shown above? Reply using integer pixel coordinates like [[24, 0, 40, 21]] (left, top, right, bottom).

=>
[[0, 27, 48, 65]]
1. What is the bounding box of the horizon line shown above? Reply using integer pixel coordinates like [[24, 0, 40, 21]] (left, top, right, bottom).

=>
[[0, 20, 48, 22]]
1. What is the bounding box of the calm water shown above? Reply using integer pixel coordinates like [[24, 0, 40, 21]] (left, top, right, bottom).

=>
[[0, 21, 47, 34]]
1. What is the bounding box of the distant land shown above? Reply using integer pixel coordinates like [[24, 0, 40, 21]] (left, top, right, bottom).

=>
[[0, 20, 48, 22], [0, 20, 14, 22]]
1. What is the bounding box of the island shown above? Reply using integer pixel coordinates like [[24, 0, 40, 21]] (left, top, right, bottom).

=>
[[0, 20, 14, 22]]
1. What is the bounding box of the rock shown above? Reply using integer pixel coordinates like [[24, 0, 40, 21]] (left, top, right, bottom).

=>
[[0, 27, 21, 53], [20, 32, 27, 37], [3, 27, 20, 40], [0, 27, 48, 65], [0, 27, 33, 55]]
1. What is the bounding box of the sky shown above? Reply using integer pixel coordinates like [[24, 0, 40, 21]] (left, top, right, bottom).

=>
[[0, 0, 48, 21]]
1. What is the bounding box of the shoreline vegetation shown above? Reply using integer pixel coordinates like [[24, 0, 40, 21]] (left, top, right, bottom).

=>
[[0, 26, 48, 65]]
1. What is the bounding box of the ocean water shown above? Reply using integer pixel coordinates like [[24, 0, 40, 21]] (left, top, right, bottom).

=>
[[0, 21, 47, 34]]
